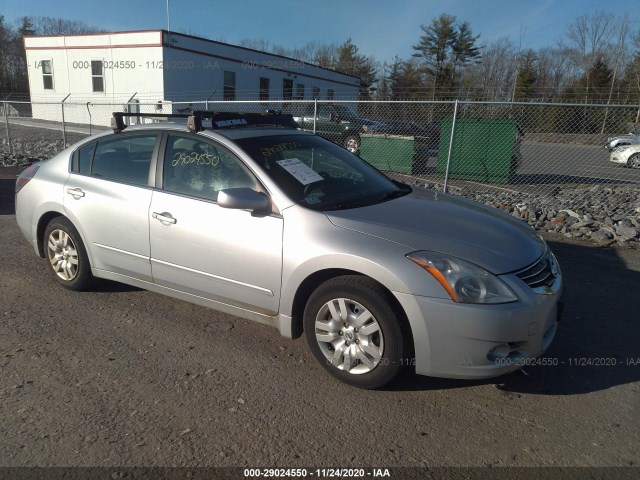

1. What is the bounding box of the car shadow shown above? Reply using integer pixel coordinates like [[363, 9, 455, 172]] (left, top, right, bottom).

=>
[[0, 177, 16, 215], [386, 239, 640, 395], [85, 279, 141, 293]]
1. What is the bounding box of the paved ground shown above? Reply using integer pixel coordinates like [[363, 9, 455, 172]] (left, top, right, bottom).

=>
[[0, 176, 639, 469], [518, 141, 640, 186]]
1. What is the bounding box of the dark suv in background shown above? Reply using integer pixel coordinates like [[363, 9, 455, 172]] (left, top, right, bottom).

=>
[[291, 104, 378, 154]]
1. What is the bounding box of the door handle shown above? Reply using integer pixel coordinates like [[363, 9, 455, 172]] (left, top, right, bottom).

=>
[[66, 187, 85, 198], [152, 212, 177, 225]]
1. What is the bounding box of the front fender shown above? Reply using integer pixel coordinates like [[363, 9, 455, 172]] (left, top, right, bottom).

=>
[[278, 206, 450, 318]]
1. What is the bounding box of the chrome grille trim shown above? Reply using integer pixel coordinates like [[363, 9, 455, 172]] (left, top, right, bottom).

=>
[[515, 251, 558, 290]]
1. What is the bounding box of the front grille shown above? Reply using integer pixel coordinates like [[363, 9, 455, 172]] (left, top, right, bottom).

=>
[[516, 252, 558, 289]]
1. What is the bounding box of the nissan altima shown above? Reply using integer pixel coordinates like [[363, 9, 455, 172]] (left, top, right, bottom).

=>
[[15, 111, 562, 389]]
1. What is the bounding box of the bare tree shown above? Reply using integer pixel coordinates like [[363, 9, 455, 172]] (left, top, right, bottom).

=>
[[536, 47, 575, 101], [239, 38, 272, 52], [559, 11, 615, 102], [601, 14, 630, 131], [30, 16, 105, 35], [466, 37, 514, 100]]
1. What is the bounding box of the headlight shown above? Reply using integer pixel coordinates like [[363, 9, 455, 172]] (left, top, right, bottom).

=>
[[615, 146, 629, 153], [407, 251, 517, 304]]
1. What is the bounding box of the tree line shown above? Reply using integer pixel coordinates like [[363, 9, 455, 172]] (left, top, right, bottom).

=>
[[241, 11, 640, 108], [0, 15, 104, 98]]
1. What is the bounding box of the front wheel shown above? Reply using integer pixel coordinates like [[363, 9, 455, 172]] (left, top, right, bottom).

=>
[[343, 135, 360, 154], [627, 153, 640, 169], [304, 275, 409, 389], [44, 217, 94, 290]]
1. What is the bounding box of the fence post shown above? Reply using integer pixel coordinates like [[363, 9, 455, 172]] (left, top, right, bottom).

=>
[[60, 94, 70, 147], [443, 99, 459, 194], [86, 102, 92, 135], [61, 102, 66, 147], [313, 98, 317, 134], [3, 101, 11, 155]]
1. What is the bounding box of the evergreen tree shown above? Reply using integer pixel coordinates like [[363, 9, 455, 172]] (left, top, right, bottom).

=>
[[412, 13, 481, 99], [586, 57, 612, 102], [335, 38, 377, 99], [14, 17, 35, 92], [375, 61, 390, 100], [388, 56, 404, 99], [514, 50, 537, 100]]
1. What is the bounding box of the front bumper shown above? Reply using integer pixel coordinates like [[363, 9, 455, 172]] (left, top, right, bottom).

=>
[[394, 275, 562, 379], [609, 153, 627, 165]]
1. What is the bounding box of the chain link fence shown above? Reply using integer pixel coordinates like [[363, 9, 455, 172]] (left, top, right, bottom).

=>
[[2, 98, 639, 243]]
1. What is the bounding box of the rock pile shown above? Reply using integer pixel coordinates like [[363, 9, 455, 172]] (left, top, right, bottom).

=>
[[1, 132, 87, 167], [427, 182, 639, 247]]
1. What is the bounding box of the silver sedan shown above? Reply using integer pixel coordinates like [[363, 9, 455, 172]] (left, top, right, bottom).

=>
[[15, 113, 562, 388]]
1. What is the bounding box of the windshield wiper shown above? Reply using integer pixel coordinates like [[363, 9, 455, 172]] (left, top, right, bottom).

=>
[[376, 187, 411, 204]]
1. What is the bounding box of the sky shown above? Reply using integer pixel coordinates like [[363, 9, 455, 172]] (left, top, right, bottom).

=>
[[2, 0, 638, 62]]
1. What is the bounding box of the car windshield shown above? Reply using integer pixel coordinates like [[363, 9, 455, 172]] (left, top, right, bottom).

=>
[[236, 134, 410, 211], [332, 105, 359, 120]]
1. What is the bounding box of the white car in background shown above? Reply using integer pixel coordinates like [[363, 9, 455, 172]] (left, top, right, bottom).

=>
[[609, 144, 640, 169]]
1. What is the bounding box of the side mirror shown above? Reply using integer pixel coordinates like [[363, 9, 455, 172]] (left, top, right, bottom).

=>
[[218, 188, 269, 211]]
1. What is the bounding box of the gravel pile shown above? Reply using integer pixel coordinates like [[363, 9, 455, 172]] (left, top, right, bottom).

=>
[[415, 181, 640, 247], [3, 131, 639, 248], [1, 130, 88, 167]]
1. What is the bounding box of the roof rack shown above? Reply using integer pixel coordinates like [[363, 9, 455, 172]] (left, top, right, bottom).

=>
[[111, 112, 189, 133], [111, 110, 299, 133]]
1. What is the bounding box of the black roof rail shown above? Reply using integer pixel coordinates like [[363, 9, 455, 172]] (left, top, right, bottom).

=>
[[111, 112, 189, 133], [188, 110, 299, 132], [111, 110, 299, 133]]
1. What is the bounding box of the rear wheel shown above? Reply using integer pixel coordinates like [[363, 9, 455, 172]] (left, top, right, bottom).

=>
[[44, 217, 94, 290], [627, 153, 640, 169], [304, 275, 408, 389]]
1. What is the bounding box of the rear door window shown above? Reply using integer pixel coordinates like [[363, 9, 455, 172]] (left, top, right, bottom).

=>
[[91, 134, 158, 186]]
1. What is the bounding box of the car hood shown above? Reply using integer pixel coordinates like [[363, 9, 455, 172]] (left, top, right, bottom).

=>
[[325, 189, 546, 274], [608, 133, 639, 143]]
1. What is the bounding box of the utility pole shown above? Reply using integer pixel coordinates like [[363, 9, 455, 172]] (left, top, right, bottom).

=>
[[166, 0, 170, 31]]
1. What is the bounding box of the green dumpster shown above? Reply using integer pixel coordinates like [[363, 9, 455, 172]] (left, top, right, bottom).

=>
[[360, 134, 415, 175], [436, 118, 519, 184]]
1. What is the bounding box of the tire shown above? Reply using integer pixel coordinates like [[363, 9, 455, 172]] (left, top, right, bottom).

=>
[[304, 275, 408, 389], [343, 135, 360, 154], [44, 217, 94, 291], [627, 153, 640, 169]]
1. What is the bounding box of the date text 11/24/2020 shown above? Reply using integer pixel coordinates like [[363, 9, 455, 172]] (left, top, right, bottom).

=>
[[456, 356, 640, 367]]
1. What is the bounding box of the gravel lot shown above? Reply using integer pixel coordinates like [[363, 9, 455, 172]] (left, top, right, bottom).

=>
[[1, 174, 639, 472]]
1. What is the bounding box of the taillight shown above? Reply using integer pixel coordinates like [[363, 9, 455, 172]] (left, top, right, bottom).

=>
[[15, 164, 40, 194]]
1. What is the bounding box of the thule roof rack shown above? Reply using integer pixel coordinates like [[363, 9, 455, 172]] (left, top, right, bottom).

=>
[[111, 110, 299, 133]]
